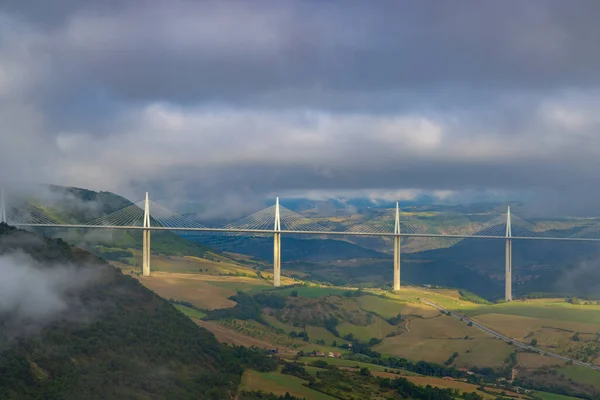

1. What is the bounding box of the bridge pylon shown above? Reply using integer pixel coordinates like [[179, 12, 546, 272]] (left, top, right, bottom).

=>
[[505, 206, 512, 302], [393, 202, 401, 291], [273, 197, 281, 287], [143, 192, 151, 277], [0, 189, 6, 224]]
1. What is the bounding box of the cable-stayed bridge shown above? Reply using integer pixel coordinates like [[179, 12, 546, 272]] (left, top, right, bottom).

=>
[[4, 190, 600, 302]]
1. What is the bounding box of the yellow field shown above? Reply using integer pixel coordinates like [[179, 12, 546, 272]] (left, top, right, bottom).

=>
[[137, 272, 270, 309], [405, 377, 526, 400], [337, 317, 396, 342], [374, 313, 513, 367], [516, 352, 561, 369], [240, 368, 336, 400], [357, 295, 405, 318], [473, 314, 600, 340]]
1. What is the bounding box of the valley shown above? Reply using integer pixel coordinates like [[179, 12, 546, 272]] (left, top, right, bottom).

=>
[[5, 186, 600, 399]]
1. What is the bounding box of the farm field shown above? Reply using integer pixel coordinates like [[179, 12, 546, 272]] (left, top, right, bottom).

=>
[[405, 376, 522, 400], [471, 314, 600, 340], [356, 295, 405, 318], [337, 317, 396, 342], [458, 301, 600, 325], [240, 368, 336, 400], [136, 271, 270, 309], [556, 366, 600, 390], [375, 335, 513, 368], [173, 304, 206, 320]]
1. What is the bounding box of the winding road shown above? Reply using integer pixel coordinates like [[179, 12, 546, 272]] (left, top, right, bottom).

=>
[[420, 299, 600, 372]]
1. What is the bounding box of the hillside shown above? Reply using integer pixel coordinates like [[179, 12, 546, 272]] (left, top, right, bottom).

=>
[[0, 224, 275, 399], [11, 185, 239, 266]]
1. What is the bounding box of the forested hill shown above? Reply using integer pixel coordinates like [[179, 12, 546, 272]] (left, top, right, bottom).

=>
[[0, 224, 274, 399]]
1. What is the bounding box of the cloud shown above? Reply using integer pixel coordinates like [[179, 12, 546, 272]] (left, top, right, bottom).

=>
[[0, 250, 101, 340], [2, 1, 600, 214]]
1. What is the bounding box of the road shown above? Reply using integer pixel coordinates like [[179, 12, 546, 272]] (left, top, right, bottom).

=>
[[420, 299, 600, 372]]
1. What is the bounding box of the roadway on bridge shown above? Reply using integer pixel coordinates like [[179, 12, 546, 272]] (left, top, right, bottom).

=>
[[420, 299, 600, 372]]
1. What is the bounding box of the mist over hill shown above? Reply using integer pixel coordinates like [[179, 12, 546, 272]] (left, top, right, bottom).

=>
[[0, 224, 276, 399]]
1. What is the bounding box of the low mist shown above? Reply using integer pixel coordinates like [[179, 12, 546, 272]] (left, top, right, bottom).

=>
[[555, 259, 600, 298], [0, 251, 101, 339]]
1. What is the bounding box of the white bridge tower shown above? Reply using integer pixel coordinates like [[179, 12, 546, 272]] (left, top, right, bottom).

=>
[[393, 202, 401, 291], [142, 192, 151, 277], [505, 206, 512, 302], [273, 197, 281, 287]]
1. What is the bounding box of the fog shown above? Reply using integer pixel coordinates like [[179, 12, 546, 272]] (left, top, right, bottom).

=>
[[0, 251, 101, 339]]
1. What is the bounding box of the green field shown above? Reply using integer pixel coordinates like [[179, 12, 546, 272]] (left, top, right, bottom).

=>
[[357, 295, 405, 318], [240, 368, 336, 399], [459, 301, 600, 325], [305, 325, 340, 345], [297, 357, 417, 375], [534, 391, 583, 400], [174, 304, 207, 320], [337, 318, 396, 342], [556, 366, 600, 389]]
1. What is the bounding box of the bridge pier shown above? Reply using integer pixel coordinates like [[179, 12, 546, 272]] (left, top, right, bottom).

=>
[[273, 197, 281, 287], [505, 207, 512, 302], [393, 202, 401, 291], [142, 192, 151, 277]]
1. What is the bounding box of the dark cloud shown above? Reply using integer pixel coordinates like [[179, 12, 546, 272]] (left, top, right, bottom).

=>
[[1, 0, 600, 214]]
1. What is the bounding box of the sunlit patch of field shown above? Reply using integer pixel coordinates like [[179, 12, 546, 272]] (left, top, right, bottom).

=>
[[459, 300, 600, 325], [472, 314, 600, 340], [173, 304, 207, 320], [240, 368, 336, 400], [375, 336, 513, 368], [337, 317, 396, 342], [516, 352, 561, 369], [555, 366, 600, 390], [356, 295, 405, 318], [137, 271, 271, 309], [405, 376, 524, 400], [401, 303, 442, 318], [374, 311, 514, 368]]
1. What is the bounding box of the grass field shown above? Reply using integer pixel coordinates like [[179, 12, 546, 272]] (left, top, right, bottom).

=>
[[459, 301, 600, 325], [240, 368, 336, 399], [173, 304, 206, 320], [556, 366, 600, 389], [137, 272, 270, 309], [357, 295, 405, 318], [337, 317, 396, 342], [405, 376, 521, 400], [534, 391, 583, 400], [297, 357, 416, 375], [472, 314, 600, 341]]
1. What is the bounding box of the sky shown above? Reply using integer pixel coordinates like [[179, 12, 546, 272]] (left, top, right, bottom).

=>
[[2, 0, 600, 215]]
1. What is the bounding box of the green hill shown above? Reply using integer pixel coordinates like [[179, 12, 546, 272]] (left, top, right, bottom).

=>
[[14, 185, 231, 265], [0, 224, 275, 399]]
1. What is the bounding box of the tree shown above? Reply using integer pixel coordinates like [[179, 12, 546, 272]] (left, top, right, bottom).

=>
[[531, 339, 538, 346], [332, 340, 337, 347], [360, 367, 371, 376]]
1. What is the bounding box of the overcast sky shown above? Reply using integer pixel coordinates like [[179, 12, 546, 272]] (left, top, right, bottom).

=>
[[2, 0, 600, 214]]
